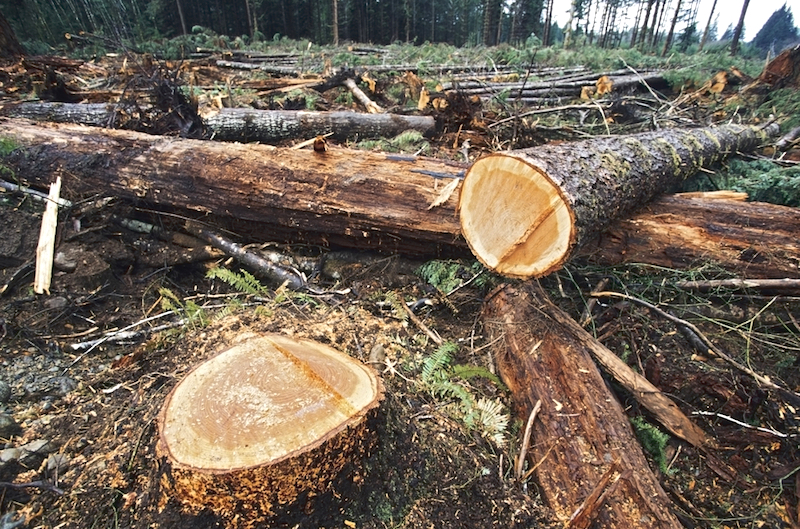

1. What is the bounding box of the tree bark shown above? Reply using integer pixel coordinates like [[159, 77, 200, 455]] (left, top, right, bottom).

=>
[[698, 0, 718, 51], [1, 117, 467, 257], [157, 334, 383, 527], [459, 123, 779, 278], [0, 102, 436, 142], [730, 0, 751, 56], [661, 0, 682, 56], [483, 282, 683, 528], [581, 193, 800, 279]]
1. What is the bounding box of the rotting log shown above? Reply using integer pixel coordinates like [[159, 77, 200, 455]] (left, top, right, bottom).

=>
[[0, 102, 436, 142], [157, 334, 383, 528], [459, 123, 779, 278], [580, 193, 800, 278], [1, 117, 467, 257], [483, 282, 683, 529]]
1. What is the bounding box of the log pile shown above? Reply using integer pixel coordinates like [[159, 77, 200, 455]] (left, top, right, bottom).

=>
[[1, 50, 797, 529]]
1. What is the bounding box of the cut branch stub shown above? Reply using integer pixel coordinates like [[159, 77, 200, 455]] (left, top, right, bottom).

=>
[[459, 123, 779, 278], [157, 334, 383, 525]]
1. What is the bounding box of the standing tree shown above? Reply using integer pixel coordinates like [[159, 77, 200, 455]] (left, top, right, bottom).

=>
[[730, 0, 751, 55], [542, 0, 554, 45], [563, 0, 578, 47], [332, 0, 339, 45], [0, 10, 25, 58], [698, 0, 718, 50], [751, 4, 798, 56], [637, 0, 656, 49]]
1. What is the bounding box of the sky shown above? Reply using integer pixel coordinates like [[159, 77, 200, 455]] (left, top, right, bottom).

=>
[[551, 0, 800, 42]]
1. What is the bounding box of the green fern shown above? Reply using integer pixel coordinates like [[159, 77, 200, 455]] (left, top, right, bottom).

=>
[[376, 291, 409, 322], [206, 267, 269, 296], [416, 260, 490, 294], [421, 341, 457, 383], [158, 287, 207, 329], [631, 416, 673, 474], [452, 364, 506, 390], [418, 341, 509, 446]]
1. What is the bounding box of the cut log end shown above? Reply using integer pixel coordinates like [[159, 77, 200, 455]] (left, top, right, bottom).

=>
[[459, 153, 575, 278], [157, 334, 383, 524]]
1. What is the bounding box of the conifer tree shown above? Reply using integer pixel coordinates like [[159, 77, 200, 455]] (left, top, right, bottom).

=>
[[752, 4, 798, 55]]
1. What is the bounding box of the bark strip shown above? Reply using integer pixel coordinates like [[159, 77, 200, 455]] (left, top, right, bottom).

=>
[[483, 282, 682, 528]]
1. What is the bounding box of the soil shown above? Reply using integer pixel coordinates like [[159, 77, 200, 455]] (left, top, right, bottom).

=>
[[0, 180, 798, 529]]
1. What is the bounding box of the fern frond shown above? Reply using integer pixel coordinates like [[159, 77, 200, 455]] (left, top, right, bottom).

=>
[[158, 287, 180, 312], [452, 364, 506, 390], [206, 267, 268, 296], [430, 379, 472, 403], [473, 397, 509, 447], [421, 341, 457, 382]]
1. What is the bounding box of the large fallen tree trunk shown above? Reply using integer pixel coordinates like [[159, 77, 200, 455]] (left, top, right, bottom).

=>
[[3, 119, 791, 270], [0, 102, 436, 142], [1, 117, 466, 257], [578, 192, 800, 278], [459, 123, 779, 278], [483, 282, 683, 528]]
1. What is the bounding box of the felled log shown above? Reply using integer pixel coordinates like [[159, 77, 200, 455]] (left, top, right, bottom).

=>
[[0, 102, 436, 142], [3, 118, 789, 269], [459, 123, 779, 278], [581, 193, 800, 279], [449, 70, 667, 97], [157, 334, 383, 527], [483, 282, 682, 528], [206, 108, 431, 141], [1, 117, 467, 257]]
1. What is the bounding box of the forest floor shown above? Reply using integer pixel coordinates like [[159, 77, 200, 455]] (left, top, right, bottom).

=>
[[0, 43, 799, 528]]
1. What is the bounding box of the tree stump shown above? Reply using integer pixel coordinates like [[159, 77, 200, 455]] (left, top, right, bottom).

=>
[[156, 334, 383, 526], [459, 123, 779, 278]]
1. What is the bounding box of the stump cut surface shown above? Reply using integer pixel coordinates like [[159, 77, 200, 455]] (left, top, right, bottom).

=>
[[158, 334, 382, 472]]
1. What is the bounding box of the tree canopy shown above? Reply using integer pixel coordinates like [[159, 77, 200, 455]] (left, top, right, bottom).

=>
[[751, 4, 799, 56]]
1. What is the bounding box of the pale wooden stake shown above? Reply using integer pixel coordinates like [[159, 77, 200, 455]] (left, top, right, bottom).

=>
[[34, 176, 62, 295]]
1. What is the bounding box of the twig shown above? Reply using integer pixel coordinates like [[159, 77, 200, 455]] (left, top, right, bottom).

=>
[[692, 411, 789, 438], [63, 310, 179, 374], [515, 399, 542, 481], [0, 179, 73, 207], [567, 463, 623, 529], [589, 290, 800, 402], [489, 103, 607, 128], [401, 302, 443, 346], [580, 277, 610, 327], [590, 98, 611, 135], [675, 278, 800, 295], [0, 480, 64, 495], [186, 221, 306, 291]]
